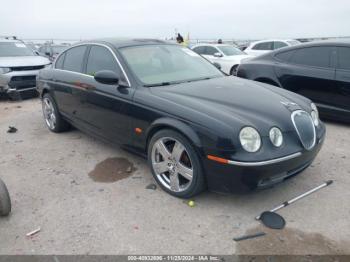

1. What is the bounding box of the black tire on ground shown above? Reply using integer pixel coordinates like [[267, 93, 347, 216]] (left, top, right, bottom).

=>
[[147, 129, 206, 198], [42, 93, 70, 133], [230, 65, 239, 76], [0, 178, 11, 216]]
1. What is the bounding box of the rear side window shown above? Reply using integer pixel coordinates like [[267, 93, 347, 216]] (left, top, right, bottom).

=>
[[192, 46, 206, 55], [86, 46, 118, 76], [252, 42, 273, 50], [337, 47, 350, 70], [275, 50, 295, 62], [63, 46, 87, 73], [290, 47, 331, 68], [55, 53, 65, 69], [273, 41, 288, 50]]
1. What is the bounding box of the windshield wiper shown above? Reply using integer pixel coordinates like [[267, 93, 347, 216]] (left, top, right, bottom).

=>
[[144, 81, 182, 87], [185, 77, 212, 83]]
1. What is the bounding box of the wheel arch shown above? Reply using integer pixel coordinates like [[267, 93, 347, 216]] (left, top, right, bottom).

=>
[[145, 118, 202, 154], [230, 64, 239, 75]]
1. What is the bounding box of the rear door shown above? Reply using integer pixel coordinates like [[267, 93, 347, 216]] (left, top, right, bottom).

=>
[[334, 47, 350, 116], [53, 45, 88, 121], [275, 46, 336, 107]]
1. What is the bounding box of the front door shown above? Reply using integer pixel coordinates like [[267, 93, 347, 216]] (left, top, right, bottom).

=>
[[78, 45, 134, 144]]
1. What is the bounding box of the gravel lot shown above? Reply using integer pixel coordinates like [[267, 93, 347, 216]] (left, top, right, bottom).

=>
[[0, 98, 349, 255]]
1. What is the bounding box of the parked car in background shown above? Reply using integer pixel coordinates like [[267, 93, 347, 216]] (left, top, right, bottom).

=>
[[39, 44, 69, 61], [37, 38, 324, 198], [244, 39, 301, 56], [0, 38, 51, 100], [192, 44, 252, 75], [237, 40, 350, 122]]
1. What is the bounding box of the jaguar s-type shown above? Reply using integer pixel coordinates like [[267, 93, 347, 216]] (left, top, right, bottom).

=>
[[37, 39, 325, 198]]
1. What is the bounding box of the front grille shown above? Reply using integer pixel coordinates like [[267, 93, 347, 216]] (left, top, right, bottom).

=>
[[291, 110, 316, 150], [8, 75, 36, 90], [10, 65, 45, 71]]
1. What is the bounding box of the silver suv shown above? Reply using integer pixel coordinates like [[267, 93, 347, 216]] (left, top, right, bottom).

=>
[[0, 38, 51, 99]]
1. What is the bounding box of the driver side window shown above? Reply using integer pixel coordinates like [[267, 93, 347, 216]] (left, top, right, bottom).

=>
[[86, 46, 119, 76]]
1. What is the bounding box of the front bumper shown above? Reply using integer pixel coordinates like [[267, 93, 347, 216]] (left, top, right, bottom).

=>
[[0, 70, 40, 98], [203, 133, 325, 194]]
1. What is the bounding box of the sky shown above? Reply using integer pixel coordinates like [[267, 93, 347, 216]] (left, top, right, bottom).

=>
[[1, 0, 350, 41]]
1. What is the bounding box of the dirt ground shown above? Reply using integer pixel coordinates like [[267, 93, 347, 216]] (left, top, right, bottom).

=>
[[0, 98, 349, 255]]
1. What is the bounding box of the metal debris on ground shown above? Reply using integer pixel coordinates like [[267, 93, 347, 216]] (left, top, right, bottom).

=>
[[26, 227, 41, 237], [146, 183, 157, 190], [255, 180, 334, 220], [7, 126, 17, 133], [233, 232, 266, 242]]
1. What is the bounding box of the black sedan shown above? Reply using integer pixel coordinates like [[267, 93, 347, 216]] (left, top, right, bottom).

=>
[[237, 40, 350, 123], [37, 39, 325, 198]]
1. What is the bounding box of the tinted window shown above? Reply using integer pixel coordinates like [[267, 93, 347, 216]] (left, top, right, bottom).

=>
[[63, 46, 87, 73], [86, 46, 118, 75], [290, 47, 331, 68], [337, 47, 350, 70], [273, 41, 288, 50], [204, 46, 218, 55], [55, 53, 65, 69], [192, 46, 206, 55], [252, 42, 273, 50], [275, 50, 295, 62]]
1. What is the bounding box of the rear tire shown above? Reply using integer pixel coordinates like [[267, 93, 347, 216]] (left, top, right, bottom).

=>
[[0, 178, 11, 216], [148, 129, 206, 198], [42, 93, 70, 133]]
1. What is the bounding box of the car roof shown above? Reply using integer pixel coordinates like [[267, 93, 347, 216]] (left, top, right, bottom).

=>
[[77, 38, 173, 49], [269, 39, 350, 54], [250, 39, 298, 45], [191, 43, 234, 48]]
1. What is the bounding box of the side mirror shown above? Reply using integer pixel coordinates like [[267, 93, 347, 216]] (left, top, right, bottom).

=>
[[94, 70, 120, 85], [213, 52, 223, 58], [213, 62, 221, 70], [45, 52, 51, 56], [34, 51, 40, 56]]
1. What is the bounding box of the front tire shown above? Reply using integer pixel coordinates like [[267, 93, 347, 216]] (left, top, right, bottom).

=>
[[148, 129, 206, 198], [0, 178, 11, 216], [230, 65, 239, 76], [42, 93, 70, 133]]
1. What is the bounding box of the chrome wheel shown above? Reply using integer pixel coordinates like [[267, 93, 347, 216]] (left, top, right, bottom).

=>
[[151, 137, 194, 192], [42, 97, 56, 130]]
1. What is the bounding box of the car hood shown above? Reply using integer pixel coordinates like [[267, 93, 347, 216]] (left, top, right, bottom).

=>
[[149, 76, 311, 135], [0, 56, 50, 67]]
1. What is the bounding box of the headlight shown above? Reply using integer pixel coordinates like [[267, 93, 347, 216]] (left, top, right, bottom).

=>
[[269, 127, 283, 147], [0, 67, 11, 74], [44, 64, 52, 69], [239, 127, 261, 152], [310, 103, 319, 126]]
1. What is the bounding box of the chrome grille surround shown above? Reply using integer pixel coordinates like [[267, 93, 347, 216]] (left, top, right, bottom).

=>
[[291, 110, 316, 150]]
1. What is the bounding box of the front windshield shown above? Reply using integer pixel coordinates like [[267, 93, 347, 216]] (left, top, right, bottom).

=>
[[120, 45, 224, 86], [217, 45, 245, 56], [0, 42, 34, 57], [52, 46, 67, 54]]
